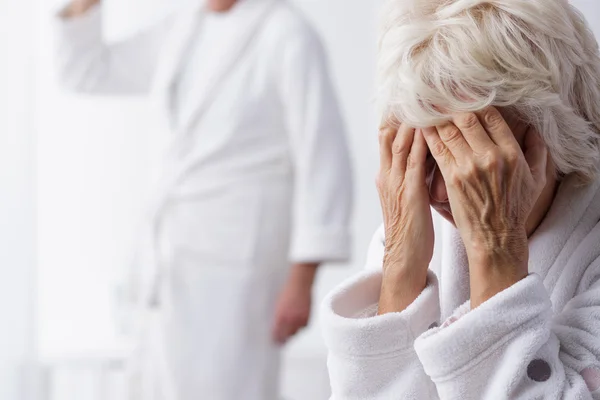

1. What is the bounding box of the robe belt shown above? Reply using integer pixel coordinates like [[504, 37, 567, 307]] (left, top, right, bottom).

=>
[[141, 165, 291, 308]]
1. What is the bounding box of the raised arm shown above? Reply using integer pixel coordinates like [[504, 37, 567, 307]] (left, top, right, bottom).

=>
[[56, 0, 168, 95]]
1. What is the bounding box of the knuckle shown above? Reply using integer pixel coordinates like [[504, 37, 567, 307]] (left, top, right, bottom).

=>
[[462, 160, 478, 177], [379, 126, 396, 143], [392, 140, 409, 156], [484, 158, 500, 171], [432, 141, 447, 157], [457, 113, 480, 130], [449, 173, 462, 187], [505, 149, 520, 165], [482, 107, 504, 129], [379, 116, 400, 132], [482, 151, 501, 170], [445, 127, 464, 144]]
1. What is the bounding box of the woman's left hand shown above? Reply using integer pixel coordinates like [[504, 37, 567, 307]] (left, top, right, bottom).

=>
[[423, 107, 548, 308]]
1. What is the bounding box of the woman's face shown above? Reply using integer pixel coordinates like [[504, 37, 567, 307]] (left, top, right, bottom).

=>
[[206, 0, 238, 12], [425, 110, 527, 226]]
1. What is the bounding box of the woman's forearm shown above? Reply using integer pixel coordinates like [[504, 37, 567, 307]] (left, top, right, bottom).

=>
[[378, 265, 428, 315], [468, 239, 529, 308], [375, 124, 435, 315]]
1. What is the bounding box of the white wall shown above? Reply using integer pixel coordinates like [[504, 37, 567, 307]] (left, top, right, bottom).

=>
[[0, 0, 37, 399], [572, 0, 600, 38], [36, 2, 166, 356]]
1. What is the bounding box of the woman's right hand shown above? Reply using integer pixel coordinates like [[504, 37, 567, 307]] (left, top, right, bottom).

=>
[[376, 121, 434, 314], [62, 0, 101, 18]]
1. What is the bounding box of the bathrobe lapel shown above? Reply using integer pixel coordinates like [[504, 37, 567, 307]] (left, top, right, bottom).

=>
[[529, 175, 600, 309], [169, 0, 278, 136], [152, 5, 201, 130], [439, 223, 470, 319]]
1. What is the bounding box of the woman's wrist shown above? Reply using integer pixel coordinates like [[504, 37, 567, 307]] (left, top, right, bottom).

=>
[[467, 239, 529, 308], [379, 259, 428, 315]]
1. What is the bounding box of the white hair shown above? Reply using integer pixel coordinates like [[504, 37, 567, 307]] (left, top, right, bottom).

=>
[[378, 0, 600, 180]]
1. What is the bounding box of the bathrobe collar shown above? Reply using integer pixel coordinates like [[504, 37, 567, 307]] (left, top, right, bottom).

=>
[[153, 0, 279, 133]]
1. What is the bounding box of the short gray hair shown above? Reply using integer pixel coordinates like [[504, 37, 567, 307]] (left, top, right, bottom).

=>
[[378, 0, 600, 180]]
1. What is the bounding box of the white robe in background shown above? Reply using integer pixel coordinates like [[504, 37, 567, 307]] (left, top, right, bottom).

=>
[[322, 173, 600, 399], [55, 1, 353, 399]]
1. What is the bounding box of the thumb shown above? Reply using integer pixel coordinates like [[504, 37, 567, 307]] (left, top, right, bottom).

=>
[[523, 127, 548, 182]]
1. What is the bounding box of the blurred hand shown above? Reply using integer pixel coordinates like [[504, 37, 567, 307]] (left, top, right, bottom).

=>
[[271, 263, 318, 345], [62, 0, 101, 18], [377, 121, 435, 315]]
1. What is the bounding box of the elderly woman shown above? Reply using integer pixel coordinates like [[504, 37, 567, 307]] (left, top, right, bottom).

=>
[[321, 0, 600, 399]]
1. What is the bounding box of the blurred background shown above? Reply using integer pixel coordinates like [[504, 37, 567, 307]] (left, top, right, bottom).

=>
[[2, 0, 599, 399], [2, 0, 380, 399]]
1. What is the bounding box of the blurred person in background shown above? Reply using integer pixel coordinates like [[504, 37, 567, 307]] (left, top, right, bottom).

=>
[[55, 0, 353, 399]]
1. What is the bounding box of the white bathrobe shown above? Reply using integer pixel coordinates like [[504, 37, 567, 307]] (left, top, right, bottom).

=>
[[322, 173, 600, 399], [56, 1, 353, 399]]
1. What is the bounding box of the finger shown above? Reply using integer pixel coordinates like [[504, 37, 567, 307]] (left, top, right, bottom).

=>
[[406, 128, 428, 182], [452, 113, 496, 152], [500, 109, 528, 149], [280, 322, 299, 344], [523, 127, 548, 182], [271, 321, 282, 343], [379, 123, 398, 173], [391, 124, 416, 179], [477, 107, 520, 150], [271, 315, 286, 343], [423, 127, 455, 171], [435, 121, 472, 160], [272, 322, 290, 345], [380, 113, 400, 131]]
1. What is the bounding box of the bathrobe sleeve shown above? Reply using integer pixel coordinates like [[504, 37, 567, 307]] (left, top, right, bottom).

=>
[[323, 227, 600, 399], [414, 256, 600, 399], [278, 27, 353, 263], [322, 227, 440, 399], [55, 4, 166, 94]]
